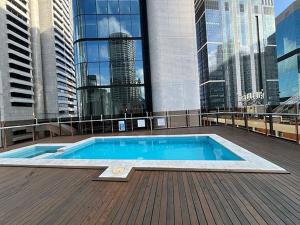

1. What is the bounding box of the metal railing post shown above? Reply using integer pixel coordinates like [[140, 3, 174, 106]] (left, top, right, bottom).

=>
[[70, 116, 74, 136], [131, 113, 134, 132], [166, 111, 169, 129], [32, 125, 35, 142], [124, 113, 127, 132], [101, 114, 104, 133], [58, 117, 62, 136], [3, 125, 7, 149], [150, 117, 153, 133], [269, 114, 274, 136], [198, 110, 201, 127], [244, 113, 248, 130], [264, 115, 268, 135], [91, 115, 94, 135], [111, 115, 114, 133], [186, 110, 189, 127], [296, 116, 299, 144]]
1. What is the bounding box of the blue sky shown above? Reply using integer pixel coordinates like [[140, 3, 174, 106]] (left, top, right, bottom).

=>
[[275, 0, 295, 16]]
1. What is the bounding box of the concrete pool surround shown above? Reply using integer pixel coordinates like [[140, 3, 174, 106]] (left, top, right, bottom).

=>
[[0, 134, 287, 181]]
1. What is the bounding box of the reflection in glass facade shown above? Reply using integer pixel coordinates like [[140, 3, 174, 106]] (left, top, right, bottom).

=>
[[195, 0, 279, 111], [276, 4, 300, 100], [73, 0, 150, 116]]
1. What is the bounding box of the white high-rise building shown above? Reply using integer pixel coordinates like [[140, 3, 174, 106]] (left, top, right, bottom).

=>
[[0, 0, 76, 121], [37, 0, 77, 118], [0, 0, 76, 144], [0, 0, 35, 122]]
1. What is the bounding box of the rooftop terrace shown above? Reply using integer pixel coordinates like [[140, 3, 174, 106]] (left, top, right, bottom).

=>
[[0, 126, 299, 224]]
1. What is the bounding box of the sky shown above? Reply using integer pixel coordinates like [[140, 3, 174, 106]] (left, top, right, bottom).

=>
[[275, 0, 295, 16]]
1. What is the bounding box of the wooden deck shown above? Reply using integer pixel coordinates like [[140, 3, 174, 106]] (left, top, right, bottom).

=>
[[0, 126, 299, 225]]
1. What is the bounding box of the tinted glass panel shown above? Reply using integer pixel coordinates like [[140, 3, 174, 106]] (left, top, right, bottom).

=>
[[74, 0, 148, 116], [85, 15, 97, 38], [96, 0, 108, 14], [119, 0, 131, 14], [108, 0, 119, 14]]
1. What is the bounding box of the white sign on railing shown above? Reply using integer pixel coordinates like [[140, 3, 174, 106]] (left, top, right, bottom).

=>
[[137, 119, 146, 128], [157, 118, 166, 126], [118, 121, 126, 132]]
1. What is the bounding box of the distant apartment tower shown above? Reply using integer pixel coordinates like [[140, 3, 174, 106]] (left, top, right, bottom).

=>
[[195, 0, 280, 111], [0, 0, 76, 123], [276, 0, 300, 101]]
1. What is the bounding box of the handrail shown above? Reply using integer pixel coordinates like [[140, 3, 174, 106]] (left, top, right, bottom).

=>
[[0, 111, 299, 149], [0, 112, 299, 131]]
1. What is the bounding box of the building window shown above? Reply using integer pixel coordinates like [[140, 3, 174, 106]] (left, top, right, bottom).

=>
[[225, 2, 229, 11], [73, 0, 149, 116], [240, 4, 245, 13]]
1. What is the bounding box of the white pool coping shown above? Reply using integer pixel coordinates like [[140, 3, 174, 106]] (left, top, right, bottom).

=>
[[0, 134, 288, 181]]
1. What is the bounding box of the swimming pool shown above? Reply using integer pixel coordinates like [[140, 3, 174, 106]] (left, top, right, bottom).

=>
[[49, 136, 243, 161], [0, 144, 67, 159], [0, 134, 287, 181]]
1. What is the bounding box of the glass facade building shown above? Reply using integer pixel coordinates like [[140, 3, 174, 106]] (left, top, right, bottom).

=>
[[73, 0, 151, 117], [276, 1, 300, 100], [195, 0, 279, 111]]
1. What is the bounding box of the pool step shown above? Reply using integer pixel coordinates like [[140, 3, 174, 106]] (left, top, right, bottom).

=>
[[33, 153, 56, 159]]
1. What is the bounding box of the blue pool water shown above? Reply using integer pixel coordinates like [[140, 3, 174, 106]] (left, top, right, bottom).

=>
[[0, 145, 65, 158], [51, 136, 243, 161]]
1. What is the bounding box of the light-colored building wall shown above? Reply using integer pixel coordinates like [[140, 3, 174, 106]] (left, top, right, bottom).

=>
[[0, 0, 76, 121], [0, 0, 35, 121], [146, 0, 201, 112], [38, 0, 77, 118], [0, 0, 76, 146], [30, 0, 45, 118]]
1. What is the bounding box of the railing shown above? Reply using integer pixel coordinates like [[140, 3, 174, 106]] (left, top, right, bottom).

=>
[[0, 111, 299, 149]]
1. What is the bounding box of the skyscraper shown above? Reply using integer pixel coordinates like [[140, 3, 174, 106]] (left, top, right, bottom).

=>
[[0, 0, 35, 122], [37, 0, 77, 117], [276, 0, 300, 101], [0, 0, 76, 122], [195, 0, 279, 111], [0, 0, 76, 144], [73, 0, 201, 117]]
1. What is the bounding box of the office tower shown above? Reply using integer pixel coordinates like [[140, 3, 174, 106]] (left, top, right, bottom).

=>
[[276, 0, 300, 101], [195, 0, 279, 111], [73, 0, 201, 117], [0, 0, 76, 145]]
